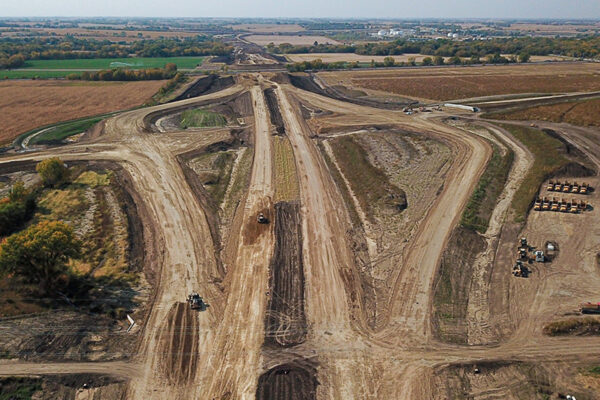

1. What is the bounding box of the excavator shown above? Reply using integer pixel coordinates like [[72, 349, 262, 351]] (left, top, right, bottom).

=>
[[187, 293, 208, 311], [257, 212, 269, 224]]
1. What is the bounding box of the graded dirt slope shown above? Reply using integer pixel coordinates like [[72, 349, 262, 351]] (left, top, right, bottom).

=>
[[0, 80, 165, 144]]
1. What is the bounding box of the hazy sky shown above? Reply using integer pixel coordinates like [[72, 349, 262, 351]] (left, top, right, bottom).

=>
[[2, 0, 600, 19]]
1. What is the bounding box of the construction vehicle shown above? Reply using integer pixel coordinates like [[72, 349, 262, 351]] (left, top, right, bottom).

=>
[[187, 292, 208, 311], [578, 200, 588, 211], [560, 199, 568, 212], [542, 197, 551, 211], [257, 212, 269, 224], [534, 197, 542, 211], [580, 183, 589, 194], [550, 197, 559, 211], [580, 302, 600, 314], [546, 181, 555, 191], [571, 182, 579, 193], [520, 237, 528, 248], [530, 123, 538, 128], [534, 250, 545, 262], [569, 199, 579, 213], [513, 260, 529, 278], [554, 182, 562, 191], [562, 182, 571, 193]]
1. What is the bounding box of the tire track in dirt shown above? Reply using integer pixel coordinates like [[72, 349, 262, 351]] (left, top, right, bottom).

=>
[[159, 302, 199, 385], [264, 201, 307, 347]]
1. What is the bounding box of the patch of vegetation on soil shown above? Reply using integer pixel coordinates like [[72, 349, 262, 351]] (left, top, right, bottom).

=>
[[432, 226, 486, 344], [273, 136, 299, 202], [543, 317, 600, 336], [0, 377, 42, 400], [500, 124, 569, 221], [180, 109, 227, 129], [189, 151, 237, 207], [486, 98, 600, 127], [329, 135, 406, 223], [221, 147, 253, 224], [461, 142, 514, 232]]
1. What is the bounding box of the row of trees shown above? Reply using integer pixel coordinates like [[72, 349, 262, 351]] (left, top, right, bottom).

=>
[[0, 36, 232, 69], [270, 36, 600, 59], [286, 52, 529, 72], [67, 63, 178, 81]]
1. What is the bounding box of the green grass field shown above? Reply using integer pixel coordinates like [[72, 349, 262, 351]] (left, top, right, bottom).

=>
[[0, 70, 83, 79], [180, 109, 227, 128], [22, 57, 204, 70], [29, 117, 104, 145]]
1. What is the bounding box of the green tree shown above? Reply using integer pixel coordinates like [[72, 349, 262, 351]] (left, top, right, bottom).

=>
[[421, 57, 433, 66], [0, 221, 81, 292], [383, 56, 395, 67], [36, 158, 70, 188], [434, 55, 445, 66], [449, 55, 463, 65], [518, 52, 531, 63], [164, 62, 177, 73]]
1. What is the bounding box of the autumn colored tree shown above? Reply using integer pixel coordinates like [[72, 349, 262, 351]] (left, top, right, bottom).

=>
[[0, 221, 81, 292], [36, 158, 70, 187], [0, 181, 36, 237]]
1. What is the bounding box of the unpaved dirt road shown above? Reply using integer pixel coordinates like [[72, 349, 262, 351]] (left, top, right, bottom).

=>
[[2, 74, 600, 399]]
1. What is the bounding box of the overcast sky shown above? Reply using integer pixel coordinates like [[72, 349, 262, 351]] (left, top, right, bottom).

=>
[[2, 0, 600, 19]]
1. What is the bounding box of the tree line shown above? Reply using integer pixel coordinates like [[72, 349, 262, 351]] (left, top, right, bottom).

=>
[[67, 62, 178, 81], [286, 53, 529, 72], [270, 36, 600, 59], [0, 36, 232, 70]]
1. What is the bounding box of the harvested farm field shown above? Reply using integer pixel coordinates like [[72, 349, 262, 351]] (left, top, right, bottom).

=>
[[245, 35, 340, 46], [0, 80, 165, 144], [317, 63, 600, 101], [488, 97, 600, 127]]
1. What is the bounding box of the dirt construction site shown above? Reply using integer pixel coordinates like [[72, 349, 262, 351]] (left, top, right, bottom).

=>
[[2, 62, 600, 400]]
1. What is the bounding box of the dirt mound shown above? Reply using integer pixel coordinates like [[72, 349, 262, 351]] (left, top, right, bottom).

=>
[[265, 202, 306, 347], [264, 89, 285, 135], [256, 361, 318, 400], [159, 302, 199, 385], [172, 75, 235, 102]]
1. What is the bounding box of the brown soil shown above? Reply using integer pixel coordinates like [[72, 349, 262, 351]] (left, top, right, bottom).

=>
[[256, 361, 319, 400], [0, 374, 127, 400], [490, 98, 600, 127], [172, 75, 235, 102], [265, 201, 306, 347], [0, 80, 165, 144], [264, 88, 285, 134], [432, 226, 487, 344], [159, 302, 199, 385]]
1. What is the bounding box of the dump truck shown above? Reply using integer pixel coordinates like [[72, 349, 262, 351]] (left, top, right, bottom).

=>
[[187, 293, 208, 311], [560, 199, 568, 212], [554, 182, 562, 191], [571, 182, 579, 193], [546, 181, 555, 191], [581, 302, 600, 314], [542, 197, 551, 211], [551, 198, 559, 211], [534, 198, 542, 211], [569, 199, 579, 213], [580, 183, 589, 194], [578, 200, 588, 211], [257, 212, 269, 224], [562, 182, 571, 193]]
